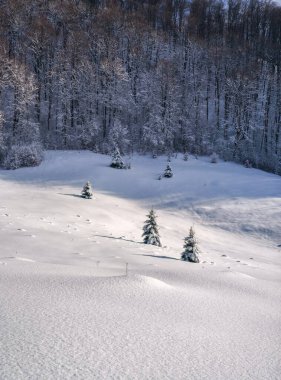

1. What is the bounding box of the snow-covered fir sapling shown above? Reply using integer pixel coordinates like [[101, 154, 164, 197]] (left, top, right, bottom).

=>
[[210, 152, 219, 163], [183, 152, 189, 161], [244, 159, 252, 168], [81, 181, 93, 199], [163, 164, 173, 178], [181, 227, 200, 263], [110, 147, 125, 169], [142, 209, 161, 247]]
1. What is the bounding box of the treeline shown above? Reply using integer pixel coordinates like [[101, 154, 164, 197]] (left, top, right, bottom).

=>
[[0, 0, 280, 172]]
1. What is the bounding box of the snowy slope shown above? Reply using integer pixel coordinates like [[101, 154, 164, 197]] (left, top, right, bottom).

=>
[[0, 151, 280, 380]]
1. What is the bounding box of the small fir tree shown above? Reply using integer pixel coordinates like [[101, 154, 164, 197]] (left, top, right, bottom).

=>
[[183, 152, 189, 161], [110, 147, 125, 169], [210, 152, 219, 163], [81, 181, 93, 199], [244, 159, 252, 168], [181, 227, 200, 263], [163, 164, 173, 178], [142, 209, 161, 247]]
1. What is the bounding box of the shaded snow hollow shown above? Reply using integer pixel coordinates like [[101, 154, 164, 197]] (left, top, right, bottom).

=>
[[0, 151, 280, 380]]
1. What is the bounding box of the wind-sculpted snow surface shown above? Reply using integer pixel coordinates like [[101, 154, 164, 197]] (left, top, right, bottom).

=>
[[0, 151, 280, 379]]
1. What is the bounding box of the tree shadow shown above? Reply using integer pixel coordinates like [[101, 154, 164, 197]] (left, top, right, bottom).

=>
[[137, 254, 179, 261], [93, 234, 143, 245], [58, 193, 83, 198]]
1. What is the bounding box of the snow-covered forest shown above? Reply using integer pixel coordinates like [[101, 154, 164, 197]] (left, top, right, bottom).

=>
[[0, 0, 280, 172]]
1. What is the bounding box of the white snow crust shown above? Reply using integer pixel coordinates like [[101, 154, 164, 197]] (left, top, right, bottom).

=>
[[0, 151, 280, 379]]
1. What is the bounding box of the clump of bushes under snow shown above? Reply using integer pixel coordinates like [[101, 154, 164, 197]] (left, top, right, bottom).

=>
[[3, 143, 43, 170]]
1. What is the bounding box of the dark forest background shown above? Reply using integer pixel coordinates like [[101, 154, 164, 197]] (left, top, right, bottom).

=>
[[0, 0, 280, 172]]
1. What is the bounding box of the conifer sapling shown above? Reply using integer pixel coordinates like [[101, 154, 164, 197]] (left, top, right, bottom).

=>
[[210, 152, 219, 163], [181, 227, 200, 263], [110, 147, 125, 169], [163, 164, 173, 178], [183, 152, 189, 161], [244, 159, 252, 168], [81, 181, 93, 199], [142, 209, 161, 247]]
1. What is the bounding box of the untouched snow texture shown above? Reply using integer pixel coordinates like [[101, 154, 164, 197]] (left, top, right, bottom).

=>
[[0, 151, 280, 380]]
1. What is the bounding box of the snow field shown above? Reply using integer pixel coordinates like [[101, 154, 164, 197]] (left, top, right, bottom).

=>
[[0, 151, 280, 379]]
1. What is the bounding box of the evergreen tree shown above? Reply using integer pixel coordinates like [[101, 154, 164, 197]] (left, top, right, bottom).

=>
[[110, 147, 125, 169], [210, 152, 219, 163], [81, 181, 93, 199], [244, 159, 252, 168], [163, 164, 173, 178], [142, 209, 161, 247], [181, 227, 200, 263], [183, 152, 189, 161]]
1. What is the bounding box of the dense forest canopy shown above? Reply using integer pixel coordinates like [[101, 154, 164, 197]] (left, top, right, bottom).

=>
[[0, 0, 280, 172]]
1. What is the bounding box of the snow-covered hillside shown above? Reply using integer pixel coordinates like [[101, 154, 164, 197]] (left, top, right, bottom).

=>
[[0, 151, 280, 380]]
